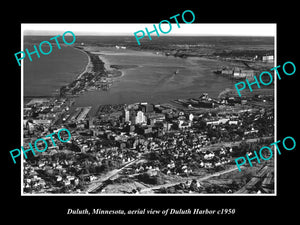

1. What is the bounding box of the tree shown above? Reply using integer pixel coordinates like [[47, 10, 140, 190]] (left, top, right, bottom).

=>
[[68, 141, 81, 152]]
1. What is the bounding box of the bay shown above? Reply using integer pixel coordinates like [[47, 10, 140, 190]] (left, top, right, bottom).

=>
[[23, 36, 274, 112], [24, 42, 89, 96], [74, 47, 235, 109]]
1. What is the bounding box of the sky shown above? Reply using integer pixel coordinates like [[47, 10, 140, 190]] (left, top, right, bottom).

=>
[[22, 23, 276, 36]]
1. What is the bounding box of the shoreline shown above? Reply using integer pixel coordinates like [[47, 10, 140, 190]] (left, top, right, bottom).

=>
[[97, 54, 111, 71], [24, 45, 91, 98], [24, 47, 109, 100], [97, 53, 124, 79], [73, 47, 93, 80], [75, 46, 125, 79]]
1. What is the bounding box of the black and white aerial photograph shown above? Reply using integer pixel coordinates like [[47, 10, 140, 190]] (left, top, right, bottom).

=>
[[21, 23, 276, 195], [4, 1, 300, 221]]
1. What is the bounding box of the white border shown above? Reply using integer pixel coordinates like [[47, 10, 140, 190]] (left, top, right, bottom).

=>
[[21, 23, 277, 196], [21, 26, 24, 196], [274, 23, 277, 195]]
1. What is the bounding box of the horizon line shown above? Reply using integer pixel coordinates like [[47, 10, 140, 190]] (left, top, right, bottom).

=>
[[23, 33, 275, 37]]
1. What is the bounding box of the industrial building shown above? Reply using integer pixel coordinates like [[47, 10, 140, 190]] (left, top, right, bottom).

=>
[[262, 55, 274, 63], [233, 68, 255, 79]]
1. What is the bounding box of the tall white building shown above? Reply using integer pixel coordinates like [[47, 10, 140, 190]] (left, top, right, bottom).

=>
[[135, 111, 146, 124], [189, 113, 194, 122], [124, 109, 130, 122]]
